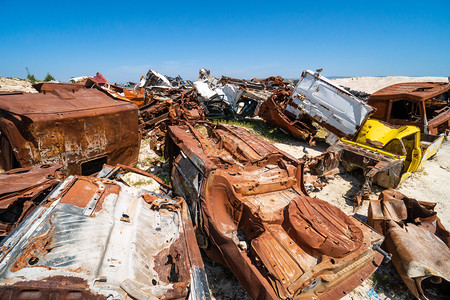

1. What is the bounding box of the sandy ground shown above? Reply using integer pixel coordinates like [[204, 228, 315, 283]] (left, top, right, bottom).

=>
[[0, 77, 37, 93], [332, 76, 448, 94]]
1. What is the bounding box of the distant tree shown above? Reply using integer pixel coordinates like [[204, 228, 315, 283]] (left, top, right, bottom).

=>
[[26, 67, 38, 83], [44, 73, 56, 82]]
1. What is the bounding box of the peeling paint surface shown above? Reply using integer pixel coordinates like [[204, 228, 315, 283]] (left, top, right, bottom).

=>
[[0, 175, 209, 299]]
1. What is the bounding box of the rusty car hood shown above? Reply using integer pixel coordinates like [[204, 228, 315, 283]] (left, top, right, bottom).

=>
[[286, 70, 375, 139], [0, 175, 209, 299]]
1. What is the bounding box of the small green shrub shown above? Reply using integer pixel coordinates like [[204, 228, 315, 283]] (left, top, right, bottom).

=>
[[27, 74, 37, 83], [43, 73, 55, 82]]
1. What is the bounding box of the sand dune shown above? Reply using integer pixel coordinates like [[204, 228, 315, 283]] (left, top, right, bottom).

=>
[[332, 76, 448, 94]]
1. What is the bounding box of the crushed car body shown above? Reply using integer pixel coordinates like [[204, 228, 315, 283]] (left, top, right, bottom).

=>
[[0, 165, 210, 300], [0, 164, 62, 238], [0, 89, 140, 175], [194, 69, 280, 120], [166, 122, 385, 299], [368, 81, 450, 135], [340, 119, 444, 188], [368, 189, 450, 299], [258, 88, 317, 143]]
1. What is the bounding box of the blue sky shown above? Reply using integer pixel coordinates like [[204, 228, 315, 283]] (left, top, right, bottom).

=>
[[1, 0, 449, 82]]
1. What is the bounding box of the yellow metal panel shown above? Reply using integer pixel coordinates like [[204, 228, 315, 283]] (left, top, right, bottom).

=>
[[355, 119, 419, 148]]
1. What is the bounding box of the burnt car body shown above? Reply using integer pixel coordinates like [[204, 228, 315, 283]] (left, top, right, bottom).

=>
[[166, 122, 385, 299], [258, 89, 317, 143], [368, 81, 450, 135], [0, 164, 62, 238], [0, 89, 140, 175], [368, 190, 449, 299], [0, 167, 210, 299]]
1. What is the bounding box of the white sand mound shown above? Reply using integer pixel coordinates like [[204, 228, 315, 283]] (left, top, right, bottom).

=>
[[0, 77, 37, 93], [332, 76, 448, 94]]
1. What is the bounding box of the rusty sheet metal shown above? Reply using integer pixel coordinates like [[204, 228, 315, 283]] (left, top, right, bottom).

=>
[[139, 87, 205, 154], [0, 89, 140, 175], [32, 82, 85, 93], [85, 72, 108, 86], [166, 122, 385, 299], [95, 83, 146, 107], [368, 189, 450, 299], [369, 82, 450, 102], [0, 172, 210, 299], [0, 164, 62, 238], [368, 82, 450, 135], [258, 89, 317, 144]]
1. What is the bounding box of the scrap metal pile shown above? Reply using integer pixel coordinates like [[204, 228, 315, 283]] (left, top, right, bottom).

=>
[[0, 67, 448, 299]]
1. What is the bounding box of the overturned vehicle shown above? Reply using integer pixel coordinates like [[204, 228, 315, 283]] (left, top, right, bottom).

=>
[[0, 89, 140, 175], [165, 122, 385, 299], [259, 69, 374, 144], [0, 165, 210, 299], [285, 70, 444, 201]]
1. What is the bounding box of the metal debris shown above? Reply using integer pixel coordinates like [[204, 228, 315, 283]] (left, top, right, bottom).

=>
[[0, 164, 62, 238], [368, 189, 450, 299]]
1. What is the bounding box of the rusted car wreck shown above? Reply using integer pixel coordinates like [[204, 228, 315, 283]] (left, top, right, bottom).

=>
[[165, 122, 385, 299], [368, 190, 449, 299], [0, 89, 140, 175], [284, 70, 444, 204], [0, 165, 210, 299], [368, 81, 450, 134]]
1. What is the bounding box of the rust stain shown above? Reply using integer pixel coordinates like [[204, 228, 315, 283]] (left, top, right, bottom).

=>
[[10, 223, 54, 273], [0, 276, 108, 299], [153, 238, 190, 299]]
